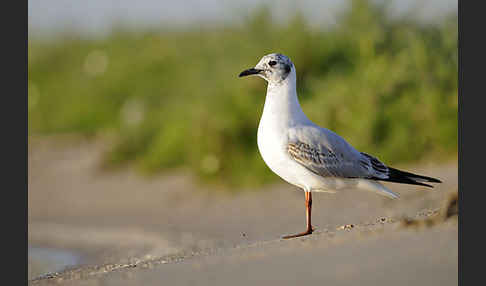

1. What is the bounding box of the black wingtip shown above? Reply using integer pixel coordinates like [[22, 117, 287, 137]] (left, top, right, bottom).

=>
[[373, 167, 441, 188], [388, 167, 442, 184], [429, 177, 442, 183], [420, 182, 434, 188]]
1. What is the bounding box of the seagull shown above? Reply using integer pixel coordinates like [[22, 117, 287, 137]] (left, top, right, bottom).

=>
[[239, 53, 441, 239]]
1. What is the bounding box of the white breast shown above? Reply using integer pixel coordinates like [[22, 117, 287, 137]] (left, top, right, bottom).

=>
[[256, 86, 325, 191], [257, 115, 302, 188], [258, 116, 344, 192], [256, 77, 356, 193]]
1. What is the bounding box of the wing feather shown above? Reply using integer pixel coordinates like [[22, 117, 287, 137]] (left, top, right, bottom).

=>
[[286, 126, 440, 188], [287, 126, 389, 179]]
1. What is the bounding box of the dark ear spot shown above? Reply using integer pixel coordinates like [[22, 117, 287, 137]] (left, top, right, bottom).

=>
[[284, 64, 291, 73]]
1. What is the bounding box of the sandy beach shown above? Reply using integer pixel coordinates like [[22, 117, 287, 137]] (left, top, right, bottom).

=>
[[28, 138, 458, 285]]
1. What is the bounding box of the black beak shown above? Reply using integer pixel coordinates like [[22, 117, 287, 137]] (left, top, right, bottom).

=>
[[239, 68, 263, 77]]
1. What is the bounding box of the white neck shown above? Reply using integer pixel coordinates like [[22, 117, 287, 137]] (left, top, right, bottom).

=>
[[260, 70, 309, 129]]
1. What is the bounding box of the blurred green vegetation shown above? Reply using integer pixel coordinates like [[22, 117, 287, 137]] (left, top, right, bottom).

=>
[[28, 0, 457, 188]]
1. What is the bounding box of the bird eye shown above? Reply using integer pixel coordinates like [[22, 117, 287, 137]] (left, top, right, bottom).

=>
[[268, 60, 277, 67]]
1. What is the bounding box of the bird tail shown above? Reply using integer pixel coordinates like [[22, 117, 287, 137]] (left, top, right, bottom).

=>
[[356, 179, 400, 199], [377, 167, 442, 188]]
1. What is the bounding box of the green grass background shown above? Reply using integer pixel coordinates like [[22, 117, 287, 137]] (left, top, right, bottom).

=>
[[28, 0, 457, 189]]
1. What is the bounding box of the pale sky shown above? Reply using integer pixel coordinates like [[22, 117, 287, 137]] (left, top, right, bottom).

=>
[[28, 0, 457, 37]]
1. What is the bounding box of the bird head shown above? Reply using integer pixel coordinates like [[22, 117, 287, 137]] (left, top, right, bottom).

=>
[[239, 53, 294, 85]]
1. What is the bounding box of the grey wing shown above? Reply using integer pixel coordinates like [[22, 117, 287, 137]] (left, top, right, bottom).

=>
[[287, 127, 389, 179]]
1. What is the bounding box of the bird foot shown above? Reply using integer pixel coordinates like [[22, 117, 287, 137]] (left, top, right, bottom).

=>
[[282, 227, 315, 239]]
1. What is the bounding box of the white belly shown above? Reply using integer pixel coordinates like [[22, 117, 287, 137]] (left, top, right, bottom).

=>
[[257, 121, 353, 192], [256, 83, 361, 193]]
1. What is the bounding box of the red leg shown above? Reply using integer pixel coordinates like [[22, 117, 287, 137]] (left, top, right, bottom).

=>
[[282, 191, 315, 239]]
